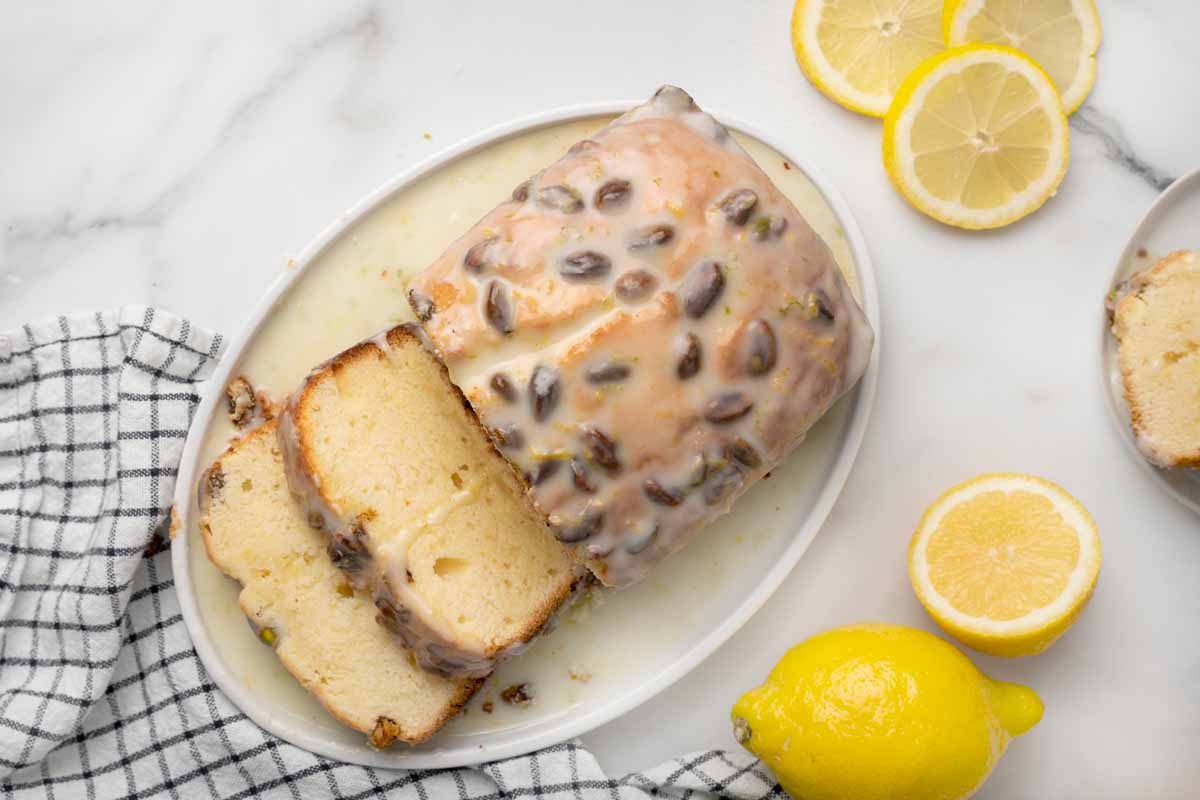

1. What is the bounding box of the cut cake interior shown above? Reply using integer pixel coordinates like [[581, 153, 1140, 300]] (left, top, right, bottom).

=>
[[279, 324, 578, 678], [1112, 250, 1200, 468], [199, 421, 480, 746]]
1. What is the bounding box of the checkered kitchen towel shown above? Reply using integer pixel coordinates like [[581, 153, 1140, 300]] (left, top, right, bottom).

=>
[[0, 307, 784, 799]]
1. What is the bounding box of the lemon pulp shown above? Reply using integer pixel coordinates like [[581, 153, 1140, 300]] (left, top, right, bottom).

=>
[[944, 0, 1102, 113], [909, 473, 1101, 656], [792, 0, 944, 117], [883, 44, 1069, 229]]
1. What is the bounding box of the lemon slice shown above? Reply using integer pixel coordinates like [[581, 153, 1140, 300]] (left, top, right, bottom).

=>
[[883, 44, 1069, 230], [944, 0, 1102, 114], [790, 0, 944, 117], [908, 473, 1101, 657]]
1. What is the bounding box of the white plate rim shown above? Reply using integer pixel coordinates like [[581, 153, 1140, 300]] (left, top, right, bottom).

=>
[[1098, 166, 1200, 516], [171, 97, 882, 768]]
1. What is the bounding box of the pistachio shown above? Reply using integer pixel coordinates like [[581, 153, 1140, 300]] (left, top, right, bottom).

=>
[[570, 456, 597, 494], [580, 425, 621, 472], [463, 238, 495, 273], [525, 459, 562, 486], [585, 360, 631, 384], [489, 424, 524, 450], [751, 216, 788, 240], [484, 280, 515, 335], [409, 288, 435, 322], [718, 188, 758, 225], [560, 250, 612, 281], [490, 372, 518, 403], [627, 223, 675, 250], [744, 319, 777, 376], [327, 521, 370, 573], [569, 139, 600, 155], [726, 437, 762, 468], [586, 541, 615, 559], [705, 392, 754, 423], [624, 519, 659, 554], [703, 464, 744, 505], [529, 365, 561, 422], [680, 260, 725, 318], [676, 333, 702, 380], [813, 289, 836, 322], [258, 626, 277, 647], [553, 501, 604, 543], [613, 269, 658, 302], [643, 478, 683, 506], [535, 184, 584, 213], [595, 179, 632, 210]]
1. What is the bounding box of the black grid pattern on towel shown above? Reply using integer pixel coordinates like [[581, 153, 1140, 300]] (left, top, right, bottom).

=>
[[0, 307, 785, 799]]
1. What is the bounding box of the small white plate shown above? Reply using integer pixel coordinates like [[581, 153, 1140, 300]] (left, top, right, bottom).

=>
[[171, 100, 881, 768], [1100, 167, 1200, 515]]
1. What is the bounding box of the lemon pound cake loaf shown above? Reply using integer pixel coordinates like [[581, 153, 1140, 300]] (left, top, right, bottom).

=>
[[278, 324, 579, 679], [1110, 250, 1200, 468], [406, 85, 875, 588], [198, 422, 479, 746]]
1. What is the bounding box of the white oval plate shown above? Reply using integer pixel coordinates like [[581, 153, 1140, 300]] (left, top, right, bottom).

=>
[[1100, 167, 1200, 515], [172, 100, 881, 768]]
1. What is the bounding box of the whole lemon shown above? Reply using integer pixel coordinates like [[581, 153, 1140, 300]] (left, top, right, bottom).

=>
[[731, 624, 1042, 800]]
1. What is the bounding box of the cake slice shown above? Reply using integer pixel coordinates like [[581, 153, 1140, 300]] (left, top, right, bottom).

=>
[[1111, 249, 1200, 468], [198, 421, 480, 746], [278, 324, 579, 679]]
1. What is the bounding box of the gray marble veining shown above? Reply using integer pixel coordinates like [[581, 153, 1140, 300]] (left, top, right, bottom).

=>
[[1072, 104, 1175, 191]]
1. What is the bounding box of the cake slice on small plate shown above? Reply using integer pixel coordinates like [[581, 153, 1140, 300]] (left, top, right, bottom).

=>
[[199, 422, 480, 747], [1110, 249, 1200, 468]]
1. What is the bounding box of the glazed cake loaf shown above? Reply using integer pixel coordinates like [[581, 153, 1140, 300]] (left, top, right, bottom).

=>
[[1110, 250, 1200, 468], [278, 324, 579, 678], [198, 422, 479, 746], [407, 85, 875, 587]]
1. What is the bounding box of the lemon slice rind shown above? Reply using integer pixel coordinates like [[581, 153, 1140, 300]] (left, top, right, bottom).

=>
[[943, 0, 1102, 115], [909, 473, 1101, 655], [883, 44, 1069, 230], [791, 0, 945, 118]]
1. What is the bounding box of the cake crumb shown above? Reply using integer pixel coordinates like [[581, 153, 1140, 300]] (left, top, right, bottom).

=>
[[568, 667, 591, 683], [225, 377, 274, 429], [482, 701, 494, 714], [501, 683, 533, 706]]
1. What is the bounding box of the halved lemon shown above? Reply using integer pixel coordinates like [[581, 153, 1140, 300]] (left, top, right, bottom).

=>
[[908, 473, 1101, 657], [944, 0, 1102, 115], [883, 44, 1069, 230], [790, 0, 944, 117]]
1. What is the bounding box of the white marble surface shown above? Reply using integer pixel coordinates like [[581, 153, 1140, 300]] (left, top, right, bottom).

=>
[[3, 2, 1199, 796]]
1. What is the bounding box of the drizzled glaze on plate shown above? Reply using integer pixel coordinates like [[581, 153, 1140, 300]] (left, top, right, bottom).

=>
[[409, 86, 874, 587]]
